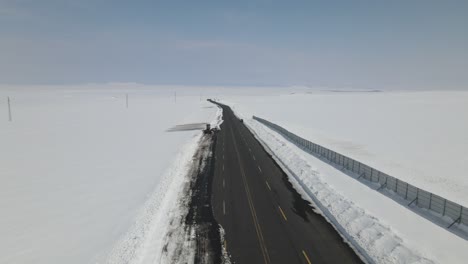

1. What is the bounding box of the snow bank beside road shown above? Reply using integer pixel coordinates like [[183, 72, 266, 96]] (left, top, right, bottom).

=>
[[106, 133, 201, 264], [107, 104, 224, 264], [242, 116, 468, 264], [245, 119, 433, 263]]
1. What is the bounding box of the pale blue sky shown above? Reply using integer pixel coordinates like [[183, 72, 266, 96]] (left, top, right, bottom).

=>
[[1, 0, 467, 89]]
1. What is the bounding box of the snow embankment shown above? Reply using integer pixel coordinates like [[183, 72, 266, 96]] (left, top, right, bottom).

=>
[[107, 105, 224, 264], [241, 115, 468, 264], [0, 87, 220, 264]]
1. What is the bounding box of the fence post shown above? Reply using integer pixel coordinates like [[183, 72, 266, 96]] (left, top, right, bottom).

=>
[[461, 207, 464, 224], [416, 188, 419, 206], [429, 193, 433, 209], [448, 206, 463, 228], [7, 96, 12, 122], [443, 199, 447, 216]]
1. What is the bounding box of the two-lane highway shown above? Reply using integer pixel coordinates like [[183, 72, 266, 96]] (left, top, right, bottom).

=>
[[211, 103, 363, 264]]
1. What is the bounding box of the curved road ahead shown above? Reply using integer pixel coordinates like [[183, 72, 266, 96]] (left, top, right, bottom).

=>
[[211, 103, 363, 264]]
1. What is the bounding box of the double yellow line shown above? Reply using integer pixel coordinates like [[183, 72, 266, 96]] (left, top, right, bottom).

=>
[[227, 113, 312, 264], [230, 125, 271, 264]]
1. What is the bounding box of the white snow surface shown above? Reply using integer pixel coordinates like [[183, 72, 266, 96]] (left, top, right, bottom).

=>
[[0, 86, 219, 264], [223, 91, 468, 207]]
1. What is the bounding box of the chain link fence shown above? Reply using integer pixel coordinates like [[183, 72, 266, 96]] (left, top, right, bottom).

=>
[[253, 116, 467, 229]]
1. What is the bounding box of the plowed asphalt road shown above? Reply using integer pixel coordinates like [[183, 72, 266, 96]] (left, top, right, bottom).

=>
[[211, 103, 363, 264]]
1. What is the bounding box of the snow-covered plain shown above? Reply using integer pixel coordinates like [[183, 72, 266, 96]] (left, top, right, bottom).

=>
[[0, 85, 219, 264], [224, 91, 468, 206]]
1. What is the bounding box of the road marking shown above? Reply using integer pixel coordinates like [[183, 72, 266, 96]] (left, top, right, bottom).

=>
[[223, 200, 226, 215], [223, 164, 224, 171], [249, 148, 251, 152], [302, 250, 312, 264], [253, 155, 256, 161], [223, 179, 225, 188], [258, 166, 262, 173], [265, 181, 271, 191], [278, 206, 288, 221], [229, 127, 271, 264]]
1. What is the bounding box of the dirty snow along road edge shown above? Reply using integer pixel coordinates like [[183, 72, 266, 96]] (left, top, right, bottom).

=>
[[105, 107, 223, 264]]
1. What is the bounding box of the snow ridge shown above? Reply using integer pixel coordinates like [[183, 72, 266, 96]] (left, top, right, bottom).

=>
[[105, 133, 203, 264], [247, 119, 435, 264], [105, 105, 224, 264]]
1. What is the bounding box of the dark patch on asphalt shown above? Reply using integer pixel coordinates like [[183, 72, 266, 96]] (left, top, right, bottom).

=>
[[280, 174, 314, 222], [254, 136, 318, 223], [184, 133, 223, 263]]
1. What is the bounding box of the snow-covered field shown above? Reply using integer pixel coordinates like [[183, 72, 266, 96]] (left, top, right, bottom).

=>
[[224, 91, 468, 206], [0, 85, 219, 264]]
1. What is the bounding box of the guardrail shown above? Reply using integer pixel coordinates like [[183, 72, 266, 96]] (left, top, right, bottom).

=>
[[253, 116, 467, 229]]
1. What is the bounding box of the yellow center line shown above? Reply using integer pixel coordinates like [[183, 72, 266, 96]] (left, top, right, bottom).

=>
[[278, 206, 288, 221], [230, 125, 271, 264], [302, 250, 312, 264], [265, 181, 272, 191]]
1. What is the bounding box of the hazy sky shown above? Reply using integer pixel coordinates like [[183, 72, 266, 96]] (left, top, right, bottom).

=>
[[1, 0, 467, 89]]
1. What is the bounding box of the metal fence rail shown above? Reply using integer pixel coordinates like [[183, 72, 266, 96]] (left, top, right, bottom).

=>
[[253, 116, 467, 228]]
